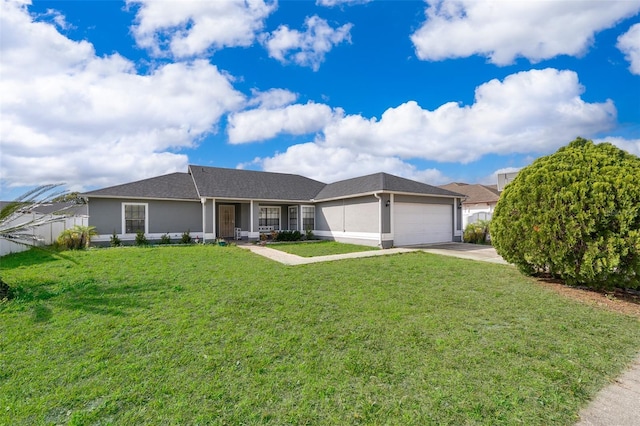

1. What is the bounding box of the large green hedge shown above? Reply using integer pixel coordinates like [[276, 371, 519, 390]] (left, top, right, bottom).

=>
[[492, 138, 640, 289]]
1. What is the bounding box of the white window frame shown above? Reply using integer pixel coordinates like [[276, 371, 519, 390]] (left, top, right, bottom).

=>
[[288, 206, 299, 231], [259, 206, 281, 231], [301, 205, 315, 231], [122, 202, 149, 235]]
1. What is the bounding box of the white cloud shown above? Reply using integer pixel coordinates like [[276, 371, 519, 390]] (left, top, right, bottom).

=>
[[128, 0, 276, 58], [245, 143, 451, 185], [1, 0, 245, 191], [617, 23, 640, 75], [245, 68, 618, 184], [247, 88, 298, 108], [321, 69, 616, 163], [411, 0, 640, 65], [262, 15, 352, 70], [594, 137, 640, 156], [316, 0, 372, 6], [228, 102, 340, 144]]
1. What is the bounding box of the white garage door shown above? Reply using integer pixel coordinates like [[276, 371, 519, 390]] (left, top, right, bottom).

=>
[[394, 203, 452, 246]]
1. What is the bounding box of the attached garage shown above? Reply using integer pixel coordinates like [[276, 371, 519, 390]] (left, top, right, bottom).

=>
[[394, 202, 452, 246]]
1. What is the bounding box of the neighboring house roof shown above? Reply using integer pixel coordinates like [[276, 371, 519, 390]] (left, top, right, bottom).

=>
[[189, 165, 326, 201], [440, 183, 500, 204], [0, 201, 88, 216], [315, 172, 463, 201], [84, 173, 199, 200], [33, 201, 88, 216]]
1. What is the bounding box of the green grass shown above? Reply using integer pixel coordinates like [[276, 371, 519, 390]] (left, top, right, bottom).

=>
[[1, 246, 639, 425], [269, 240, 377, 257]]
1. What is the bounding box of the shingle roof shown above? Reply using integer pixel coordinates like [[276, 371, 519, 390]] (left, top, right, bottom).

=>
[[84, 167, 464, 202], [315, 172, 463, 200], [439, 183, 500, 204], [83, 173, 199, 200], [189, 166, 326, 201]]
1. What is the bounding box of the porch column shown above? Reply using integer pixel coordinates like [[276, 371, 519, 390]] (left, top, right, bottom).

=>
[[390, 193, 395, 240], [211, 198, 216, 240], [453, 198, 461, 238], [250, 200, 254, 233], [201, 197, 206, 243]]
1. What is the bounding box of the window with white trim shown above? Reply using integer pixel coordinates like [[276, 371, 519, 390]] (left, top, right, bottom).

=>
[[123, 203, 147, 234], [259, 206, 280, 230], [288, 206, 298, 231], [302, 206, 315, 231]]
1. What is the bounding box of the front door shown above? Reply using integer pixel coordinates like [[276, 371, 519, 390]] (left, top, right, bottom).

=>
[[219, 205, 235, 238]]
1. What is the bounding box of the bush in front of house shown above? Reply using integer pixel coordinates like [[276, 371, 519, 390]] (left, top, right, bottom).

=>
[[110, 231, 121, 247], [181, 230, 192, 244], [275, 230, 303, 242], [491, 137, 640, 289], [160, 233, 171, 244], [463, 220, 490, 244], [135, 230, 148, 246]]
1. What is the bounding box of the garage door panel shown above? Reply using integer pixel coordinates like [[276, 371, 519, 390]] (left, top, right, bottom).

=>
[[395, 203, 452, 246]]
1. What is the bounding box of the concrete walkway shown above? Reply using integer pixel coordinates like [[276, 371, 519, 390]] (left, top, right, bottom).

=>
[[414, 242, 509, 264], [239, 244, 414, 265], [239, 241, 639, 425]]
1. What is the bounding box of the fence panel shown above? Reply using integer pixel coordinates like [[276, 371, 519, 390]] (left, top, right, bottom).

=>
[[0, 214, 88, 257]]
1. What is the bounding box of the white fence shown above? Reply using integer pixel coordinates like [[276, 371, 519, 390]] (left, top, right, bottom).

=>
[[0, 214, 88, 257]]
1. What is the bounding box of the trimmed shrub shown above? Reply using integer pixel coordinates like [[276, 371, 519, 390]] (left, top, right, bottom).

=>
[[463, 220, 490, 244], [305, 227, 315, 240], [110, 231, 121, 247], [275, 230, 303, 242], [160, 233, 171, 245], [135, 230, 148, 246], [491, 138, 640, 289], [181, 230, 192, 244]]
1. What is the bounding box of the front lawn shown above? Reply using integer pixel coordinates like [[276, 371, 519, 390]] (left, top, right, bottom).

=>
[[1, 246, 639, 425], [268, 240, 377, 257]]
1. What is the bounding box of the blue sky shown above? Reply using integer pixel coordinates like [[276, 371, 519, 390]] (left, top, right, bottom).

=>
[[1, 0, 639, 199]]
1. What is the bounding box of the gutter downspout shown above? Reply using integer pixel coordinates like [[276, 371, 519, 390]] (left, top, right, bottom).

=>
[[373, 192, 382, 248]]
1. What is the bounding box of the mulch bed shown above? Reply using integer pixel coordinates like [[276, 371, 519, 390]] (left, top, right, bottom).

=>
[[534, 277, 640, 318]]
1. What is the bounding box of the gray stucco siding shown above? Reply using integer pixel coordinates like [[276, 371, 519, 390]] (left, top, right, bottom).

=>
[[149, 200, 201, 234], [88, 198, 122, 235], [88, 198, 202, 235]]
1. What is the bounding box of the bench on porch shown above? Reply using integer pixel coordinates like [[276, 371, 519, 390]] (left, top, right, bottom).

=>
[[258, 226, 275, 233]]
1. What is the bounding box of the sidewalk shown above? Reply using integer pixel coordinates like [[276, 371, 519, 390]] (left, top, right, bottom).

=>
[[238, 241, 640, 426], [575, 354, 640, 425]]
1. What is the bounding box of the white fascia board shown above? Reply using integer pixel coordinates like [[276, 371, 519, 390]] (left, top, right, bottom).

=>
[[87, 195, 200, 202], [315, 191, 460, 203]]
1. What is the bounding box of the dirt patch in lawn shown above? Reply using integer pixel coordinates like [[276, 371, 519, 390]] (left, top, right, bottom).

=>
[[535, 278, 640, 318]]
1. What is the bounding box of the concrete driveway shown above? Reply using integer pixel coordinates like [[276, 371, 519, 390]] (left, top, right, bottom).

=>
[[409, 242, 509, 264]]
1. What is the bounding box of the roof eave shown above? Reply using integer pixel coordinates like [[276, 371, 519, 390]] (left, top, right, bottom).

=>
[[315, 190, 462, 203], [84, 194, 200, 202]]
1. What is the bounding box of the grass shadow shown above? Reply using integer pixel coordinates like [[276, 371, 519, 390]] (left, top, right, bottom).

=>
[[56, 282, 154, 317], [9, 279, 154, 317], [31, 303, 53, 323], [0, 247, 75, 269]]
